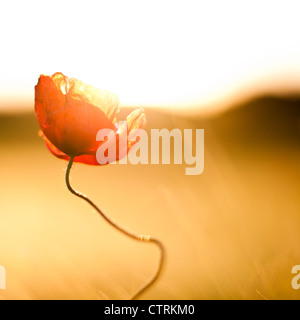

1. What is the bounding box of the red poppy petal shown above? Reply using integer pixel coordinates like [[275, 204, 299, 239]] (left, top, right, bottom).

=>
[[35, 73, 146, 165], [39, 130, 69, 160], [35, 74, 67, 150], [68, 77, 120, 123], [127, 108, 146, 132], [73, 154, 102, 165], [59, 97, 115, 155], [39, 130, 104, 165], [126, 108, 146, 150], [116, 108, 146, 160], [35, 73, 116, 156]]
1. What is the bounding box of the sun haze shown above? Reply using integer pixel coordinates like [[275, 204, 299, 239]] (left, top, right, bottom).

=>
[[1, 0, 300, 113]]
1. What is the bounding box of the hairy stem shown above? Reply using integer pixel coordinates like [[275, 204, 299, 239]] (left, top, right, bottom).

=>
[[65, 156, 165, 300]]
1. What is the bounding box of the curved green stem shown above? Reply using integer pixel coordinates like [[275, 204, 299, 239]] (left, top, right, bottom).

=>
[[65, 156, 165, 300]]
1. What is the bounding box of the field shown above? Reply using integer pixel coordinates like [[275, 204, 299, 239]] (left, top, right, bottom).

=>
[[0, 95, 300, 299]]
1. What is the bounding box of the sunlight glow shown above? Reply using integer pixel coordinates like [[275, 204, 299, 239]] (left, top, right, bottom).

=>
[[1, 0, 300, 112]]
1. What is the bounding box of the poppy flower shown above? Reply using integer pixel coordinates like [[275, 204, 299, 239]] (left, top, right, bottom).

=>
[[35, 72, 145, 165]]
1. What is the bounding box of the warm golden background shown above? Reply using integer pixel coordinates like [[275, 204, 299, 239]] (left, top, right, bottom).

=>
[[0, 98, 300, 300], [1, 0, 300, 300]]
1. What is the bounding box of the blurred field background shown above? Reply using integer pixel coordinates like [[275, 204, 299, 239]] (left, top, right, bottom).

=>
[[1, 0, 300, 300], [0, 96, 300, 300]]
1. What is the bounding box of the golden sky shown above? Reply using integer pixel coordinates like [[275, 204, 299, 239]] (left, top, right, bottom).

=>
[[1, 0, 300, 112]]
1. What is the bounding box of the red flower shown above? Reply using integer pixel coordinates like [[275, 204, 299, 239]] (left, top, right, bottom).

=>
[[35, 72, 145, 165]]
